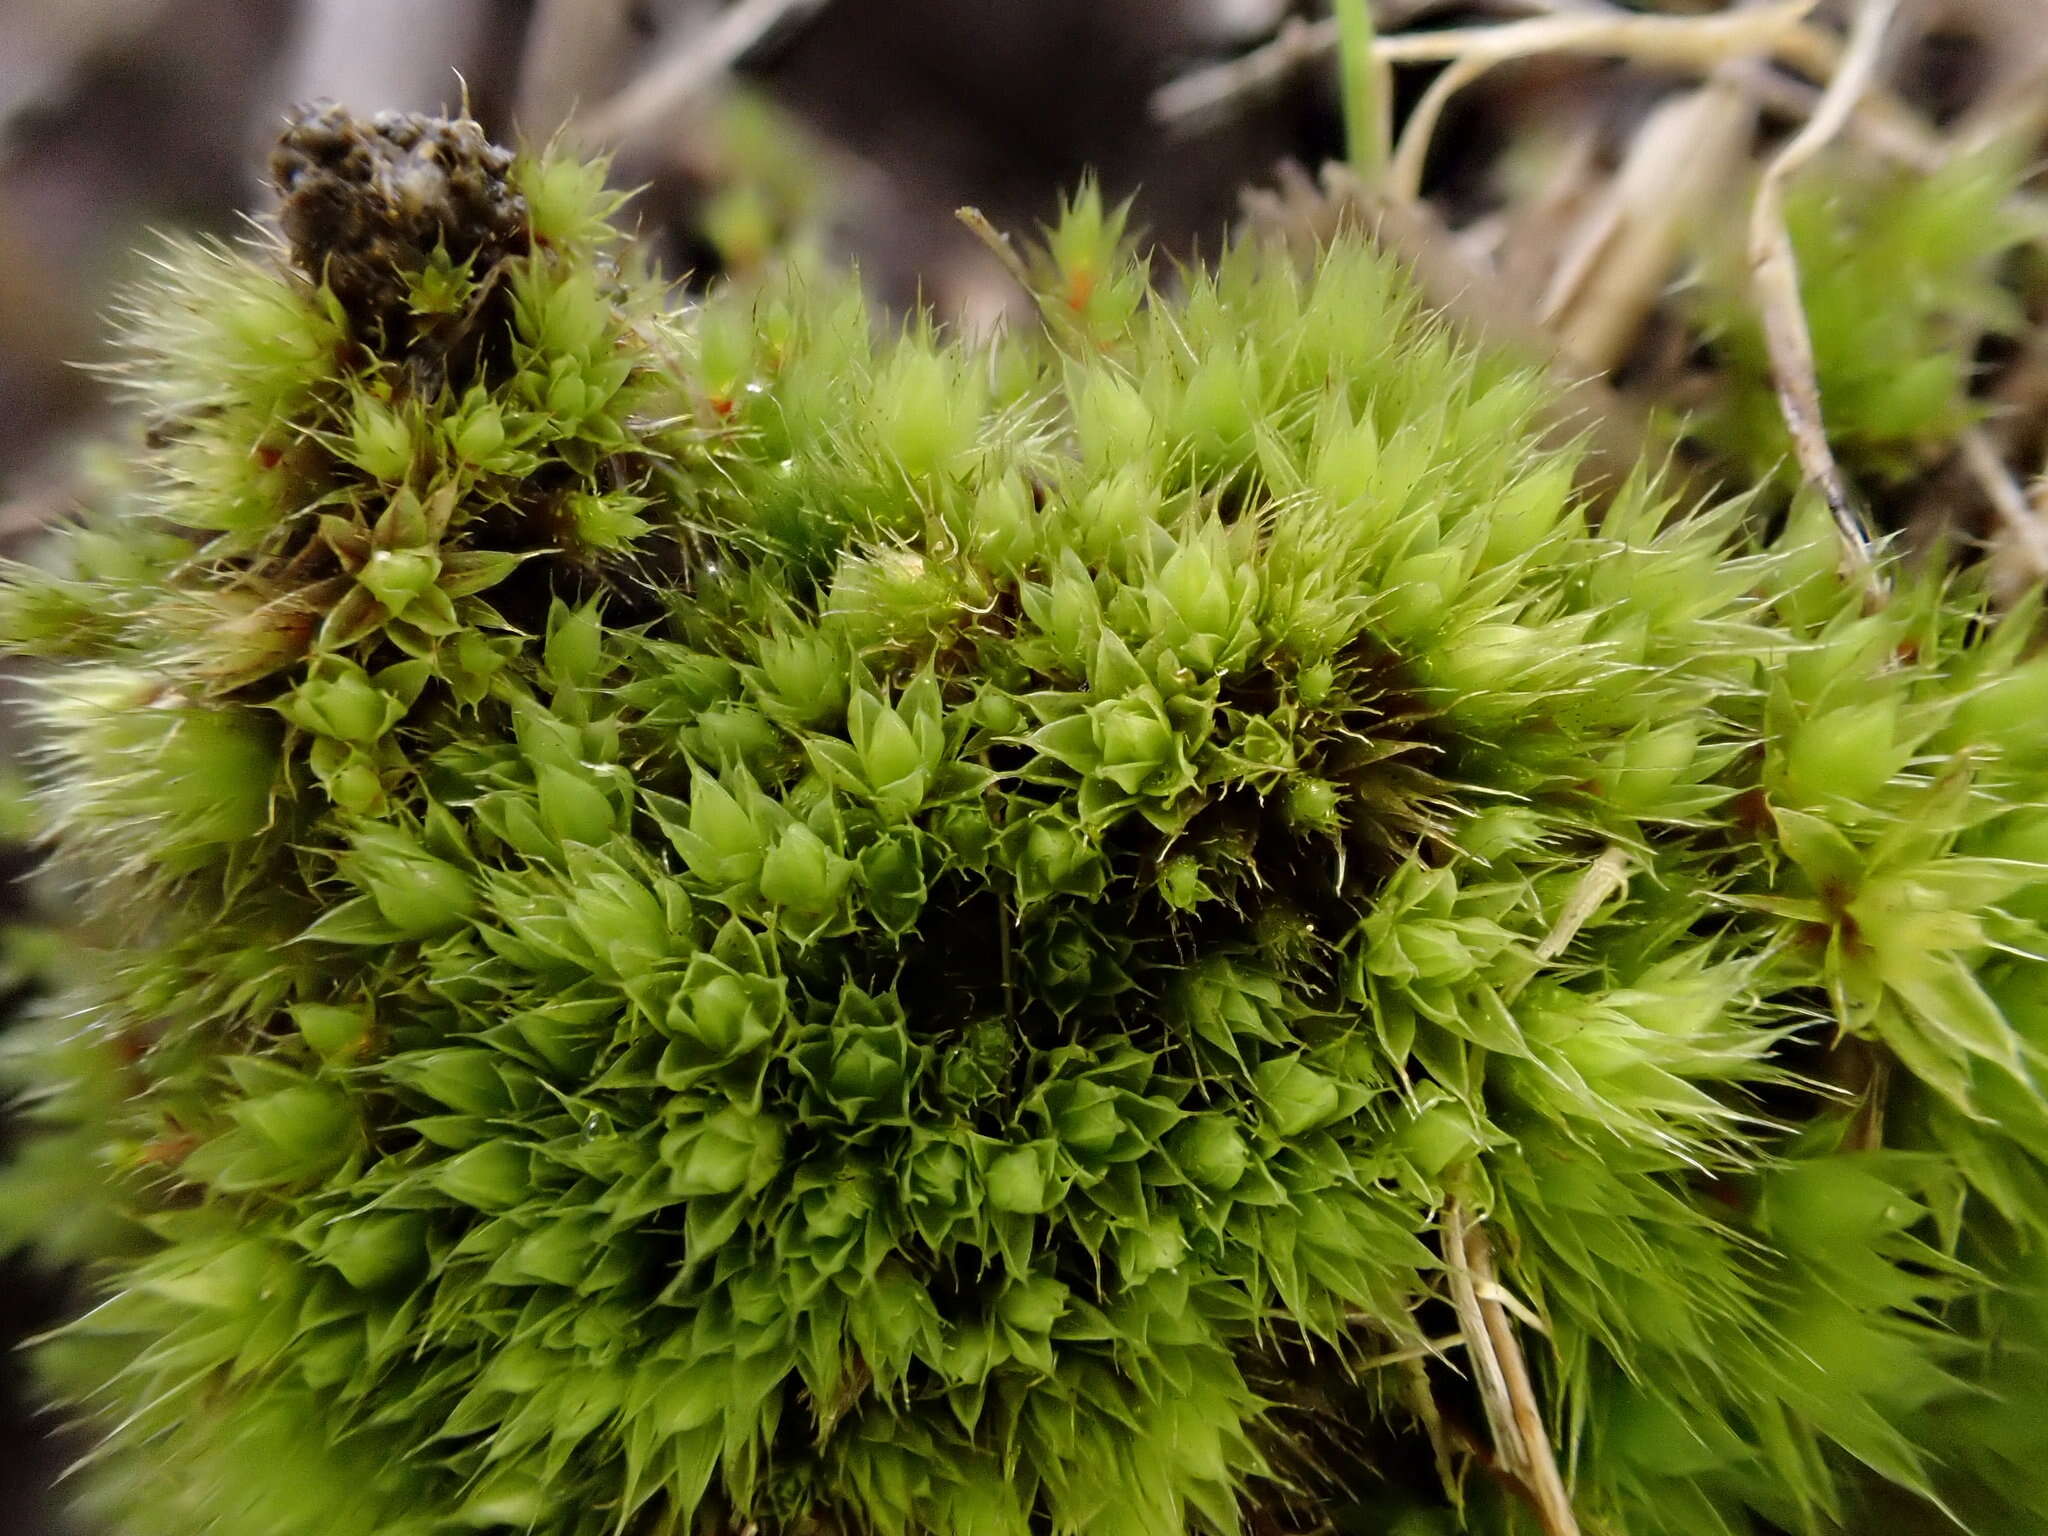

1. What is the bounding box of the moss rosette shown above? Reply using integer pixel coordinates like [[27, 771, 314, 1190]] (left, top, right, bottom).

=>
[[4, 113, 2048, 1536]]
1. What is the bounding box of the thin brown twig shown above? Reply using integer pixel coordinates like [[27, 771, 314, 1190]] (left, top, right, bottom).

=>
[[1728, 52, 2048, 256], [1540, 78, 1757, 374], [1441, 1200, 1526, 1470], [1443, 1199, 1581, 1536], [1400, 1350, 1465, 1509], [1155, 0, 1816, 126], [1464, 1211, 1581, 1536], [1841, 1043, 1890, 1153], [1151, 0, 1516, 128], [1962, 425, 2048, 590], [1387, 50, 1494, 202], [1501, 843, 1630, 1004], [1533, 844, 1630, 964], [1724, 57, 1942, 174], [954, 206, 1034, 295], [1475, 1276, 1552, 1336], [1382, 1, 1800, 202], [580, 0, 832, 145], [1746, 0, 1902, 603]]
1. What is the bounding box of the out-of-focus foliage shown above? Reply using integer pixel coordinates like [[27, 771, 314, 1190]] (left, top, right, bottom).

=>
[[1689, 147, 2028, 488]]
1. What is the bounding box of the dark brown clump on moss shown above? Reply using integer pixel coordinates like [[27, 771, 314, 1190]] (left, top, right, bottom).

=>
[[269, 103, 528, 353]]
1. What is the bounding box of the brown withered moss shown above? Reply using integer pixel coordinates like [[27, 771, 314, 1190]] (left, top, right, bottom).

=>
[[269, 103, 529, 357]]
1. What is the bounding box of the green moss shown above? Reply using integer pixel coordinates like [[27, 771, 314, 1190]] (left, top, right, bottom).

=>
[[3, 113, 2048, 1536], [1689, 146, 2027, 489]]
